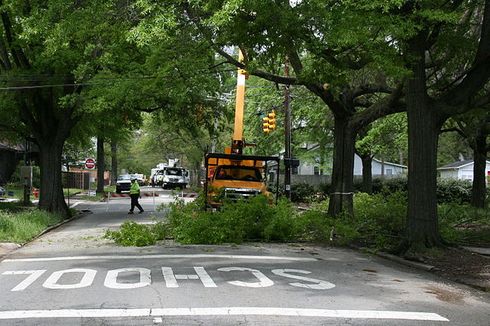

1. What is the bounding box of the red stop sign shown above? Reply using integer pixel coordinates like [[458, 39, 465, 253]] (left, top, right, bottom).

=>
[[85, 158, 96, 169]]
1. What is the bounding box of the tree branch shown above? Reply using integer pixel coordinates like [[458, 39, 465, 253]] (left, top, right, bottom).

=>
[[0, 3, 30, 69], [442, 0, 490, 108], [349, 82, 405, 131], [440, 127, 466, 138], [351, 84, 394, 99], [215, 47, 298, 85]]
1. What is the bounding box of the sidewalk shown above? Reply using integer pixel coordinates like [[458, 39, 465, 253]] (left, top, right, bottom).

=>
[[0, 243, 21, 259]]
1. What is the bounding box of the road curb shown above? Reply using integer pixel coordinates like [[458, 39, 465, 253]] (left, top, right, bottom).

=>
[[352, 246, 490, 292], [375, 251, 435, 271]]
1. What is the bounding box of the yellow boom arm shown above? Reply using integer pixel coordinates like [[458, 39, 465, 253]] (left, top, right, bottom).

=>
[[231, 49, 247, 154]]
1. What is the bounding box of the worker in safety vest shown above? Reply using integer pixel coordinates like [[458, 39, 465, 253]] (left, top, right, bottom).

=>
[[128, 178, 144, 214]]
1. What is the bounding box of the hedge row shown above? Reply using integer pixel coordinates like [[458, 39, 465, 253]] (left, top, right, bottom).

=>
[[287, 178, 487, 204]]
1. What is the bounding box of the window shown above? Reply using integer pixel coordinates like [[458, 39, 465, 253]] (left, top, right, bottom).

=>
[[214, 166, 262, 181]]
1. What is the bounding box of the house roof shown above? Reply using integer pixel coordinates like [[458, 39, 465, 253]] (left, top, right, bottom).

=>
[[438, 160, 490, 170], [0, 142, 23, 152]]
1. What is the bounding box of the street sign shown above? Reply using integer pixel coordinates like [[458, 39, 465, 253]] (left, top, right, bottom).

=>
[[85, 158, 96, 170]]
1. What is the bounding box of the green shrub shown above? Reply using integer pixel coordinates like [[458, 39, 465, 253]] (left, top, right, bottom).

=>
[[277, 182, 320, 203], [439, 203, 490, 245], [436, 179, 472, 204], [295, 209, 332, 242], [291, 183, 316, 202], [105, 221, 156, 246], [352, 192, 407, 250], [323, 176, 478, 205], [263, 199, 298, 241], [152, 221, 170, 241], [166, 195, 286, 244], [381, 177, 408, 195]]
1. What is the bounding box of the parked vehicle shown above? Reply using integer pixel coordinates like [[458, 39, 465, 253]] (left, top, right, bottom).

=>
[[130, 173, 145, 186], [0, 186, 5, 197], [115, 174, 131, 193], [160, 167, 188, 189]]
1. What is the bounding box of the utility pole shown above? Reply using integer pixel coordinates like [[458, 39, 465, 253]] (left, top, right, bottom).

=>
[[284, 58, 292, 199]]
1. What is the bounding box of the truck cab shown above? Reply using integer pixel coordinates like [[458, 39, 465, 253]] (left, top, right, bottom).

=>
[[161, 167, 187, 189], [205, 153, 279, 208]]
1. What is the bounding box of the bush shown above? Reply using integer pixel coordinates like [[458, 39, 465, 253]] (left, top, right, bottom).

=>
[[380, 177, 408, 195], [164, 194, 356, 245], [290, 183, 316, 202], [105, 221, 163, 246], [439, 203, 490, 245], [352, 192, 407, 250], [166, 195, 289, 244], [277, 182, 323, 203], [323, 176, 478, 205], [436, 179, 472, 204], [263, 199, 298, 241]]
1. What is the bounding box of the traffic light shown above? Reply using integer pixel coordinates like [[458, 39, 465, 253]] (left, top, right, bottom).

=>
[[262, 110, 276, 134], [262, 115, 271, 133], [267, 110, 276, 130]]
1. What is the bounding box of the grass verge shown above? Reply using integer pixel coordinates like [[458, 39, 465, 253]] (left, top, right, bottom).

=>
[[0, 205, 63, 243]]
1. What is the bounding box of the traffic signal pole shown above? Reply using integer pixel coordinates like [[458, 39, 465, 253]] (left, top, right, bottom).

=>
[[284, 58, 292, 200]]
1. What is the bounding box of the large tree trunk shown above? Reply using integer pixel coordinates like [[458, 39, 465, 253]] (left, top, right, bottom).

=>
[[360, 154, 373, 194], [96, 136, 105, 194], [328, 116, 355, 217], [38, 140, 69, 217], [111, 141, 118, 185], [471, 132, 487, 208], [406, 36, 442, 249]]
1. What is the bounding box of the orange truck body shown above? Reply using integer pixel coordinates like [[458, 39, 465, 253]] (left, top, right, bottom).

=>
[[204, 153, 279, 208]]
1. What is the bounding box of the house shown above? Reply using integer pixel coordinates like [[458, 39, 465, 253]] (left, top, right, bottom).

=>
[[0, 142, 38, 184], [438, 160, 490, 182], [298, 154, 407, 177], [353, 155, 407, 176]]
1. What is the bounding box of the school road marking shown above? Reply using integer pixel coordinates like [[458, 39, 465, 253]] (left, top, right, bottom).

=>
[[0, 307, 449, 321], [2, 254, 320, 263]]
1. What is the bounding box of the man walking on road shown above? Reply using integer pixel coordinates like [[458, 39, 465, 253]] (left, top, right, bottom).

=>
[[128, 178, 144, 214]]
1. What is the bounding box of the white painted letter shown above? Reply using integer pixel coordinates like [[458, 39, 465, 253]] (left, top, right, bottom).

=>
[[43, 269, 96, 289], [161, 267, 216, 288], [104, 268, 151, 289], [218, 267, 273, 288], [2, 270, 46, 291], [271, 269, 335, 290]]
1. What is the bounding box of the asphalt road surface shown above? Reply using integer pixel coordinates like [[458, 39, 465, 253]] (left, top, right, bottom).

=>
[[0, 196, 489, 326]]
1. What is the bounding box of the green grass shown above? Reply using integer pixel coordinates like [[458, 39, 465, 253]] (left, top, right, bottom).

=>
[[104, 185, 116, 193], [0, 207, 63, 243], [1, 185, 26, 200], [63, 188, 83, 197]]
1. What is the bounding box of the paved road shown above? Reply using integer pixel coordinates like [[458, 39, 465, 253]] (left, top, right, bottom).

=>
[[0, 199, 489, 325]]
